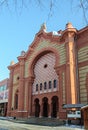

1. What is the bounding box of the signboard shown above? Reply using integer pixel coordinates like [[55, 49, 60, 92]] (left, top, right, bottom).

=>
[[67, 111, 81, 118]]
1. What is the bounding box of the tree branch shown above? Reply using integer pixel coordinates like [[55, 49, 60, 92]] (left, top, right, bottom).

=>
[[80, 0, 88, 25]]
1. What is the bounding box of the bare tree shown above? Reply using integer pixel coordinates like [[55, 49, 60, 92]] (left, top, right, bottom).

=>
[[79, 0, 88, 25], [0, 0, 88, 25]]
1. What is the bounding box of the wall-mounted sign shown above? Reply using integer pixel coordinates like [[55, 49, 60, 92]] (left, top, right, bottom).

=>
[[67, 110, 81, 118]]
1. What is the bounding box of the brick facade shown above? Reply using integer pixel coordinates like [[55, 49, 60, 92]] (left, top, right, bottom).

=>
[[0, 78, 9, 116], [7, 23, 88, 119]]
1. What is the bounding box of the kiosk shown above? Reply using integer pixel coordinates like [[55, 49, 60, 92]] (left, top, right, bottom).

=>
[[81, 105, 88, 130]]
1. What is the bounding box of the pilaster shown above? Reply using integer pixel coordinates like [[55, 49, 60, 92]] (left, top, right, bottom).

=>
[[7, 67, 14, 116], [55, 66, 63, 111], [65, 25, 77, 104], [26, 76, 34, 117], [18, 57, 25, 113]]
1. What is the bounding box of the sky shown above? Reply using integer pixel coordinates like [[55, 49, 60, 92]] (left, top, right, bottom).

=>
[[0, 0, 87, 81]]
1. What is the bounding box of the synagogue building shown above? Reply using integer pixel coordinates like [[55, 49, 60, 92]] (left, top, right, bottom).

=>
[[7, 23, 88, 119]]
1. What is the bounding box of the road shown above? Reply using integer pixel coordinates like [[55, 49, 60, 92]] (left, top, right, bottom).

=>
[[0, 119, 84, 130]]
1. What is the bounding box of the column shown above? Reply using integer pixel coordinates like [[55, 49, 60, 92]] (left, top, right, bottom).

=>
[[39, 99, 42, 118], [48, 98, 52, 118]]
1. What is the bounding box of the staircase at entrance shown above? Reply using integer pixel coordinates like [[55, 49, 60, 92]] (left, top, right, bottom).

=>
[[16, 117, 65, 126]]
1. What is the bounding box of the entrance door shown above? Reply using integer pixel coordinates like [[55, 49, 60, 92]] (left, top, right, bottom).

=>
[[43, 97, 48, 117], [35, 98, 40, 117], [51, 96, 58, 118]]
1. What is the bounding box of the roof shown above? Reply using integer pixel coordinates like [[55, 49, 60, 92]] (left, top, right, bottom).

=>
[[63, 104, 84, 109], [81, 105, 88, 110]]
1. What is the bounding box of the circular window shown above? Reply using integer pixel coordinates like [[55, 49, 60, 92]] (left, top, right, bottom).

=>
[[44, 64, 48, 68]]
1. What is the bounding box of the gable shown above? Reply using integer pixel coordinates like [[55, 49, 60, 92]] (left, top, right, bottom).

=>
[[24, 38, 66, 78]]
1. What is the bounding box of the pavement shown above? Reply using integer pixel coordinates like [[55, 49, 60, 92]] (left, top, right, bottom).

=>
[[0, 117, 85, 130]]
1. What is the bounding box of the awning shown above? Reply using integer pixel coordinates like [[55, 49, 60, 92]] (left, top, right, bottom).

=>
[[63, 104, 84, 109]]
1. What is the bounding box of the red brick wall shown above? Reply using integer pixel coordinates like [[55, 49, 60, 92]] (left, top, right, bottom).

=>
[[32, 53, 58, 95]]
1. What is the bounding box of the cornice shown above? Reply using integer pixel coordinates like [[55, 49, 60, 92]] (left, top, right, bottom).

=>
[[77, 26, 88, 34], [61, 28, 77, 40], [8, 62, 19, 70], [24, 31, 61, 59]]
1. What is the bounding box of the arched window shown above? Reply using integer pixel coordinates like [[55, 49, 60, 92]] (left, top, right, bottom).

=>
[[14, 90, 19, 109], [44, 82, 47, 90], [54, 79, 57, 88], [40, 83, 42, 90], [36, 84, 38, 91], [49, 81, 52, 89]]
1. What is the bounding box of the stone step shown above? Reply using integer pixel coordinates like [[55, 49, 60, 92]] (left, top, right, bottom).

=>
[[24, 117, 65, 126]]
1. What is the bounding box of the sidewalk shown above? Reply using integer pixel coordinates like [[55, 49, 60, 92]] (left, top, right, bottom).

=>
[[0, 117, 84, 130]]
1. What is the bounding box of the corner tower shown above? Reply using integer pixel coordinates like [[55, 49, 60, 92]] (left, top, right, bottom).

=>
[[63, 22, 77, 104]]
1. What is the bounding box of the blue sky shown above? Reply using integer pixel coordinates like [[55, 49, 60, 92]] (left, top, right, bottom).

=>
[[0, 0, 87, 81]]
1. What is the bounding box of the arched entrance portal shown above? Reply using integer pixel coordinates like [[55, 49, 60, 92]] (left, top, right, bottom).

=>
[[51, 96, 58, 118], [34, 98, 40, 117], [43, 97, 48, 117]]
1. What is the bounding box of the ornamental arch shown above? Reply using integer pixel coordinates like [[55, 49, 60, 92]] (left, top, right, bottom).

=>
[[29, 47, 60, 77], [30, 48, 60, 118], [32, 52, 59, 95]]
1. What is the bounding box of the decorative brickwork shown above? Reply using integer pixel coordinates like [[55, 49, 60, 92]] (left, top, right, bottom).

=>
[[25, 40, 66, 78], [78, 46, 88, 63], [79, 66, 88, 104], [32, 53, 58, 95]]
